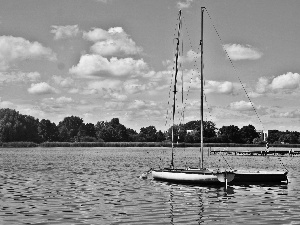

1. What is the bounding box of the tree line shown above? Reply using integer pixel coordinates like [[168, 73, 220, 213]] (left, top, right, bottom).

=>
[[0, 108, 299, 144]]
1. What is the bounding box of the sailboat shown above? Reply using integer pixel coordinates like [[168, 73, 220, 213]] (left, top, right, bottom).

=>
[[152, 8, 234, 185], [152, 7, 288, 185]]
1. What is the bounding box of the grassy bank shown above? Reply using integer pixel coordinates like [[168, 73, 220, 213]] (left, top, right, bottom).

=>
[[0, 142, 38, 148], [1, 141, 300, 148]]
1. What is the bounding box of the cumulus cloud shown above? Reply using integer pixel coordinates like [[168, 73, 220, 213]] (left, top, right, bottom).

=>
[[163, 50, 200, 70], [223, 44, 262, 61], [69, 54, 148, 77], [105, 101, 125, 110], [0, 99, 15, 109], [56, 96, 74, 104], [187, 78, 241, 95], [276, 110, 300, 118], [127, 100, 158, 110], [177, 0, 193, 9], [255, 72, 300, 94], [90, 39, 142, 57], [51, 25, 80, 40], [0, 71, 40, 84], [79, 79, 123, 96], [28, 82, 58, 95], [0, 36, 56, 70], [52, 75, 74, 88], [248, 91, 263, 98], [229, 100, 253, 111], [82, 28, 108, 42], [83, 27, 142, 56], [205, 80, 240, 95], [87, 79, 122, 92], [76, 78, 127, 100], [123, 79, 159, 95], [270, 72, 300, 90], [26, 72, 41, 81], [128, 100, 147, 110], [179, 49, 201, 64], [143, 70, 170, 82], [104, 92, 127, 101], [44, 96, 73, 103], [40, 97, 74, 113], [123, 79, 147, 94], [19, 107, 46, 119], [255, 77, 270, 94]]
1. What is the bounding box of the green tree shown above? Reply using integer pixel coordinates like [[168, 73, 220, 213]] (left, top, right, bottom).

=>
[[167, 124, 186, 143], [239, 124, 259, 144], [185, 130, 200, 143], [266, 130, 281, 144], [95, 121, 116, 142], [126, 128, 138, 142], [38, 119, 59, 142], [139, 126, 157, 142], [185, 120, 217, 138], [58, 126, 70, 142], [76, 123, 97, 142], [156, 130, 166, 142], [203, 121, 217, 138], [85, 123, 96, 137], [279, 131, 299, 144], [218, 125, 241, 143], [0, 108, 40, 142], [58, 116, 83, 142], [110, 118, 128, 142], [77, 124, 87, 138], [95, 118, 128, 142]]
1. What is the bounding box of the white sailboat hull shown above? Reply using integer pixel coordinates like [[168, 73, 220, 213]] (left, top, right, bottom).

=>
[[152, 169, 219, 184]]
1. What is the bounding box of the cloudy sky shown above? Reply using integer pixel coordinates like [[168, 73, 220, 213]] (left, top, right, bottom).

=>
[[1, 0, 300, 132]]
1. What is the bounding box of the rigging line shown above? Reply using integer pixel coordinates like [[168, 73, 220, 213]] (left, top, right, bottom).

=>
[[220, 153, 233, 170], [204, 8, 289, 172], [171, 10, 182, 168], [165, 17, 180, 127], [203, 92, 213, 122], [165, 18, 181, 128], [178, 16, 204, 129], [176, 44, 185, 143], [277, 156, 289, 172], [204, 8, 265, 131], [178, 16, 200, 120], [177, 61, 202, 124], [202, 77, 214, 122]]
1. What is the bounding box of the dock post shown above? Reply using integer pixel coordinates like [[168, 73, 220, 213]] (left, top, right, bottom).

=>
[[225, 172, 228, 191]]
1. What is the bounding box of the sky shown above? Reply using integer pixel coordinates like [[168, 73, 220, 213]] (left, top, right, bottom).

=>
[[1, 0, 300, 132]]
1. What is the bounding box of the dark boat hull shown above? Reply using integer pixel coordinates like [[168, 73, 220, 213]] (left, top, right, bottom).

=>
[[230, 170, 288, 184]]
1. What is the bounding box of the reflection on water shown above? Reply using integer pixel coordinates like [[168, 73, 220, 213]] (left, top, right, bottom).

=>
[[0, 147, 300, 224]]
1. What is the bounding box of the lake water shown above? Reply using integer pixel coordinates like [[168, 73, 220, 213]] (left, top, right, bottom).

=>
[[1, 147, 300, 224]]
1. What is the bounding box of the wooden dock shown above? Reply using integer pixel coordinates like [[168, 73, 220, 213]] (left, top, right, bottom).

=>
[[210, 148, 300, 156]]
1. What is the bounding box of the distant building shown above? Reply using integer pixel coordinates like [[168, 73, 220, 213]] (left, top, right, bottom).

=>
[[257, 130, 280, 142]]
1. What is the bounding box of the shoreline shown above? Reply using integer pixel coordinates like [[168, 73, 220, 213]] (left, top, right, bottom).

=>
[[1, 141, 300, 148]]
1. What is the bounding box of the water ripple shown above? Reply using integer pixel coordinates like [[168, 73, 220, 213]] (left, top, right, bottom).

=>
[[1, 147, 299, 224]]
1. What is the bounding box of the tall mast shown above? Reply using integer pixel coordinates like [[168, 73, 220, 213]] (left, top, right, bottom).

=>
[[200, 7, 205, 169], [171, 10, 182, 169]]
